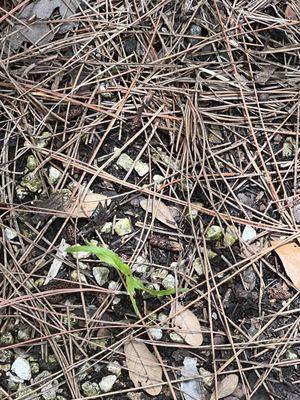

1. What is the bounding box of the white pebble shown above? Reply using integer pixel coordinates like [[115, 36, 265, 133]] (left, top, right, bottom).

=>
[[149, 328, 163, 341], [134, 161, 149, 177], [5, 227, 18, 240], [107, 361, 121, 376], [99, 375, 117, 393], [48, 166, 61, 185], [116, 153, 133, 171], [11, 357, 31, 381], [242, 226, 256, 242]]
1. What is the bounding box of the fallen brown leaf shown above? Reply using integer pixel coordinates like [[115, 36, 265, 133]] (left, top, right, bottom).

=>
[[140, 198, 178, 229], [170, 303, 203, 346], [285, 2, 300, 19], [60, 193, 110, 218], [210, 374, 239, 400], [124, 340, 163, 396], [272, 240, 300, 289]]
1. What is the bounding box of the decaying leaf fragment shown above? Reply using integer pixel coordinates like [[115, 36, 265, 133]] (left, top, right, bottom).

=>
[[7, 0, 80, 50], [272, 240, 300, 289], [124, 340, 162, 396], [140, 198, 178, 229], [181, 357, 207, 400], [51, 193, 110, 219], [170, 303, 203, 346], [210, 374, 239, 400]]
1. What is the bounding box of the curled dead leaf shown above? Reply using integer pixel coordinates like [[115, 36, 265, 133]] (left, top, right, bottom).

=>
[[170, 303, 203, 346], [140, 198, 178, 229], [210, 374, 239, 400], [272, 240, 300, 289], [124, 340, 163, 396]]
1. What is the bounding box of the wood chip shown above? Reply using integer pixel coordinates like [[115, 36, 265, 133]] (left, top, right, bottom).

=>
[[272, 240, 300, 289], [170, 303, 203, 346], [210, 374, 239, 400], [124, 340, 162, 396], [140, 198, 178, 229]]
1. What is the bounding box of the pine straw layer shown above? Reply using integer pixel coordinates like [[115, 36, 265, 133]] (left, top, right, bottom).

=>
[[0, 1, 300, 399]]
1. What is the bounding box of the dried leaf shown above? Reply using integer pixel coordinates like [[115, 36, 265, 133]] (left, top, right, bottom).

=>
[[170, 303, 203, 346], [124, 340, 162, 396], [60, 193, 110, 218], [44, 238, 69, 285], [140, 198, 178, 229], [272, 240, 300, 289], [285, 3, 300, 19], [210, 374, 239, 400], [8, 0, 79, 50], [181, 357, 207, 400], [149, 235, 183, 252]]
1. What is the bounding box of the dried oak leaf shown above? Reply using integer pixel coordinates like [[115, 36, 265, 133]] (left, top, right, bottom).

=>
[[170, 303, 203, 346], [272, 240, 300, 289], [124, 340, 162, 396], [210, 374, 239, 400], [140, 198, 178, 229]]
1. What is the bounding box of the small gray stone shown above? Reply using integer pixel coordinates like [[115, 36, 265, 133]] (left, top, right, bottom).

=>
[[114, 218, 132, 236], [36, 132, 51, 148], [21, 173, 43, 193], [11, 357, 31, 381], [34, 370, 59, 400], [242, 226, 256, 242], [149, 328, 163, 341], [17, 326, 32, 342], [77, 362, 91, 381], [169, 332, 184, 343], [26, 155, 37, 172], [116, 153, 134, 171], [0, 364, 10, 372], [189, 24, 202, 45], [5, 227, 18, 240], [0, 349, 13, 363], [16, 185, 29, 200], [193, 258, 204, 276], [48, 166, 61, 185], [282, 137, 295, 157], [99, 374, 117, 393], [224, 226, 238, 247], [134, 161, 149, 177], [100, 222, 113, 234], [93, 267, 110, 286], [162, 274, 176, 290], [30, 362, 40, 375], [132, 256, 149, 274], [82, 381, 100, 396], [107, 361, 121, 377], [151, 269, 168, 281], [206, 225, 223, 241]]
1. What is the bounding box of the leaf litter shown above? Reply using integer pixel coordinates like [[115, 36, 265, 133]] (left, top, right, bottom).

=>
[[1, 0, 300, 399], [181, 357, 207, 400], [272, 240, 300, 289], [170, 303, 203, 346], [124, 340, 163, 396]]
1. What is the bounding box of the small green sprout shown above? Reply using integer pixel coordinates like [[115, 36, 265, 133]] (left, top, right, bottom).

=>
[[67, 244, 182, 315]]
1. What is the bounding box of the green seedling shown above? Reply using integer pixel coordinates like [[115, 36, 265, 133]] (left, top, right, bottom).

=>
[[67, 244, 183, 315]]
